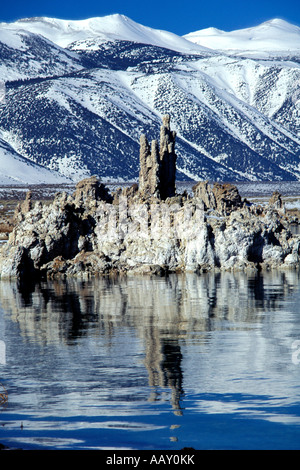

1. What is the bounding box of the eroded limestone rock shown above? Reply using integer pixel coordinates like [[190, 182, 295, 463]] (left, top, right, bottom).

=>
[[159, 114, 177, 199], [139, 114, 177, 200], [0, 116, 299, 280], [268, 190, 284, 211], [13, 190, 33, 223], [74, 175, 113, 206], [193, 181, 243, 215], [138, 135, 160, 198]]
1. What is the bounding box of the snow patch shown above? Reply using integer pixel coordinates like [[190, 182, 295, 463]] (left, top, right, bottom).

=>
[[0, 28, 27, 50], [6, 14, 210, 54], [184, 18, 300, 56], [0, 141, 69, 184], [49, 154, 90, 181]]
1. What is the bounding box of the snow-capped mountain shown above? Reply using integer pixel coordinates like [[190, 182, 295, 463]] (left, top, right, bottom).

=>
[[7, 15, 210, 52], [0, 14, 300, 184], [0, 27, 82, 81], [184, 19, 300, 56]]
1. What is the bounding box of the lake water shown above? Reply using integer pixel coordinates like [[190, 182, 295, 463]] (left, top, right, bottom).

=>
[[0, 271, 300, 450]]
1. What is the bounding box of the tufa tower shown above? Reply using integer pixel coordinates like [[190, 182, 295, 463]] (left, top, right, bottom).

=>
[[139, 114, 177, 200]]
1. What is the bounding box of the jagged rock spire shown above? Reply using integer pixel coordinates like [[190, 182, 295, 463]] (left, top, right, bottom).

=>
[[139, 114, 177, 199], [159, 114, 177, 199], [138, 134, 160, 198]]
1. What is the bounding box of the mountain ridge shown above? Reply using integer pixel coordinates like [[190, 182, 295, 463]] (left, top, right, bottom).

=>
[[0, 15, 299, 184], [184, 17, 300, 54], [3, 14, 210, 53], [3, 14, 300, 54]]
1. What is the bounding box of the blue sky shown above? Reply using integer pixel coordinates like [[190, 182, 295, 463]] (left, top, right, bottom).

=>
[[0, 0, 299, 35]]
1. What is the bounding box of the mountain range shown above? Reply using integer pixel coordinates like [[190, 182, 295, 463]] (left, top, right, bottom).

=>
[[0, 14, 300, 184]]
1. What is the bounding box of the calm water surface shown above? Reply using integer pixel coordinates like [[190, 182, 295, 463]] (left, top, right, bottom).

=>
[[0, 271, 300, 450]]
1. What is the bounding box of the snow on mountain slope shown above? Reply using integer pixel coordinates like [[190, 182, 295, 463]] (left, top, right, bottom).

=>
[[1, 56, 299, 182], [184, 19, 300, 56], [186, 56, 300, 133], [0, 15, 300, 183], [4, 14, 209, 54], [0, 137, 70, 184], [0, 27, 82, 81], [130, 65, 300, 179]]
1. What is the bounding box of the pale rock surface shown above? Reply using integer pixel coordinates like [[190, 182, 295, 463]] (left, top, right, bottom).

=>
[[139, 115, 177, 200], [0, 116, 299, 280]]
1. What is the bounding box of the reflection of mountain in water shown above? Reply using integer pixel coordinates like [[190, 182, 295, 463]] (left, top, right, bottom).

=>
[[0, 270, 299, 413]]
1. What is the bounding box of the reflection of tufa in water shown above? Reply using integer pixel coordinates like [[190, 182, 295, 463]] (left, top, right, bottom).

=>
[[144, 325, 184, 414], [0, 115, 300, 280], [0, 382, 8, 408], [1, 270, 299, 415]]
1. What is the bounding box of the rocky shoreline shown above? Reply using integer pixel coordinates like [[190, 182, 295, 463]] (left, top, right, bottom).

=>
[[0, 116, 300, 281]]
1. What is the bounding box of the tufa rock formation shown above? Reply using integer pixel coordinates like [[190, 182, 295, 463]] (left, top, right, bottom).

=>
[[192, 181, 243, 215], [268, 190, 285, 212], [13, 190, 33, 223], [0, 115, 300, 281], [73, 175, 113, 205], [139, 114, 177, 200]]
